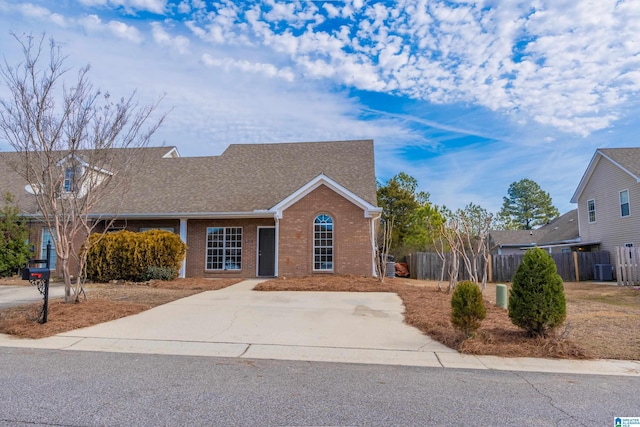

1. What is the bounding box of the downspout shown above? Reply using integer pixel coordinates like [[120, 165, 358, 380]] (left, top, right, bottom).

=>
[[274, 213, 280, 277], [179, 218, 187, 278], [371, 212, 381, 277]]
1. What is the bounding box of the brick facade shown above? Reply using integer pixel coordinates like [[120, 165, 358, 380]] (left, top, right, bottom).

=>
[[278, 184, 373, 277], [185, 218, 274, 278], [29, 187, 375, 280]]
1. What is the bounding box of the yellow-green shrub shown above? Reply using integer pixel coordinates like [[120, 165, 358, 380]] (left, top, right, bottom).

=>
[[86, 230, 187, 282]]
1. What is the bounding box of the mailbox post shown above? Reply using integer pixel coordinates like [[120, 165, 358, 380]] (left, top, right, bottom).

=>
[[22, 242, 51, 324]]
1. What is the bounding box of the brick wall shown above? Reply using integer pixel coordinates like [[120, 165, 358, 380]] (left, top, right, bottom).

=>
[[185, 218, 274, 278], [278, 184, 373, 277], [26, 190, 374, 280]]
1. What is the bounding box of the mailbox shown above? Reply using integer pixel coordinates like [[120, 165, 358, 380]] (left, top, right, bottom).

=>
[[22, 267, 50, 281]]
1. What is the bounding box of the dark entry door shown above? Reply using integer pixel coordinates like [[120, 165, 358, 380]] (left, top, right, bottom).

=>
[[258, 227, 276, 277]]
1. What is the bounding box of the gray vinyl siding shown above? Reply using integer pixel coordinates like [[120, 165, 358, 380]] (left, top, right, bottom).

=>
[[577, 156, 640, 254]]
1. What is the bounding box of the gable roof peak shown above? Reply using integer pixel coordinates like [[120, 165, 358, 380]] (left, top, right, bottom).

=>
[[571, 147, 640, 203]]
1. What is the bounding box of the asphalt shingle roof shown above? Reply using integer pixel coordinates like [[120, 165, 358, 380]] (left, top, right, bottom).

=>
[[0, 140, 377, 216], [489, 209, 579, 250], [599, 148, 640, 179]]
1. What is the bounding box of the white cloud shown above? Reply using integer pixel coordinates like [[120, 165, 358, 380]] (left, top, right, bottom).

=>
[[106, 19, 143, 42], [151, 22, 189, 53], [76, 0, 167, 14], [16, 3, 68, 27], [76, 14, 143, 42], [201, 54, 295, 81]]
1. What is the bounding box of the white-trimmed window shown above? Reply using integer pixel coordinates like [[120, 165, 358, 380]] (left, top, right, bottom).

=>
[[587, 199, 596, 223], [314, 214, 333, 271], [620, 190, 630, 217], [63, 165, 82, 193], [206, 227, 242, 270]]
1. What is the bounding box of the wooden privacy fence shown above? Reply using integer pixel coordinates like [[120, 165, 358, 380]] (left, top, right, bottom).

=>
[[407, 251, 611, 282], [614, 246, 640, 285]]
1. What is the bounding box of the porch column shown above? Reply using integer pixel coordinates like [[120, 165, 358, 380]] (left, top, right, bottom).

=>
[[179, 218, 187, 278]]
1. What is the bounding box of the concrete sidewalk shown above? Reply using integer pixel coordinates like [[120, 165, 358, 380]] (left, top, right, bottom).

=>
[[1, 279, 639, 376]]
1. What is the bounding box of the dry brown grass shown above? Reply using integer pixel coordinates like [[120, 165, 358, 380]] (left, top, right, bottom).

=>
[[1, 275, 638, 360]]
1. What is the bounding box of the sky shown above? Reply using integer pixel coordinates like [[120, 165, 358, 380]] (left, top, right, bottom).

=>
[[0, 0, 638, 215]]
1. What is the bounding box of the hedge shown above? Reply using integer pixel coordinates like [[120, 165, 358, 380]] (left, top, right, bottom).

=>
[[86, 230, 187, 282]]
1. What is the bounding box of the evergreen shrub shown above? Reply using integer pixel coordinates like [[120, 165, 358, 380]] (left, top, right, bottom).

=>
[[451, 280, 486, 338], [508, 247, 566, 337], [86, 230, 186, 282]]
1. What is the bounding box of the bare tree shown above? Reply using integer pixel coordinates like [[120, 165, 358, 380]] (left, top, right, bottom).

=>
[[441, 215, 463, 293], [375, 218, 394, 282], [0, 33, 167, 302], [455, 204, 493, 292], [424, 212, 448, 292]]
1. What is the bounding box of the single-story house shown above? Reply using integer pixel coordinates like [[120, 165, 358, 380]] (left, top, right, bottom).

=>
[[0, 140, 382, 279], [489, 209, 594, 255]]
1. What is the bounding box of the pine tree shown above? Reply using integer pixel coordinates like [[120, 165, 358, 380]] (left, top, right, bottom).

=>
[[508, 248, 566, 337], [451, 280, 486, 337]]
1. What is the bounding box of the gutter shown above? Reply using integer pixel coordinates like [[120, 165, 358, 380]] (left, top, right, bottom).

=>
[[21, 210, 277, 220]]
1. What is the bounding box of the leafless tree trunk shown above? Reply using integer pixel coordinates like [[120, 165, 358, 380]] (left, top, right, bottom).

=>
[[0, 33, 167, 302], [450, 208, 493, 293], [375, 218, 394, 283], [440, 219, 461, 293], [433, 224, 447, 292]]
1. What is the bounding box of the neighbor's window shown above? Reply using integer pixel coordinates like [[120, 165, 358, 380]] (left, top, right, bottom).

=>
[[587, 199, 596, 223], [620, 190, 630, 217], [63, 166, 79, 192], [206, 227, 242, 270], [314, 214, 333, 271]]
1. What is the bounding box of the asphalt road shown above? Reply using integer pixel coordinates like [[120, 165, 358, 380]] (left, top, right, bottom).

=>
[[0, 348, 638, 426]]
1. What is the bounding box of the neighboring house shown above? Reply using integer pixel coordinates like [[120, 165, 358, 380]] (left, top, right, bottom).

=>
[[0, 140, 382, 279], [489, 209, 584, 255], [571, 147, 640, 255]]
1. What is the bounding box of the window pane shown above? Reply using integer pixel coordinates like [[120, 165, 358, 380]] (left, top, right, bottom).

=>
[[622, 203, 630, 217], [620, 190, 629, 204], [313, 215, 333, 271], [206, 227, 242, 270], [620, 191, 630, 217]]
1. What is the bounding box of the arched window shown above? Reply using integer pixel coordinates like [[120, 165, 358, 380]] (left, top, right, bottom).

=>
[[314, 214, 333, 271]]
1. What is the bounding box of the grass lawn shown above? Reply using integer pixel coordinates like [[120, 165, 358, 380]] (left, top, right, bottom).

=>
[[1, 276, 638, 360]]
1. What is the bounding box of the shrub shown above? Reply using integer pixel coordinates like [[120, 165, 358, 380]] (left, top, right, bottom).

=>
[[0, 193, 31, 277], [451, 280, 486, 338], [86, 230, 186, 282], [144, 265, 177, 281], [508, 247, 566, 337]]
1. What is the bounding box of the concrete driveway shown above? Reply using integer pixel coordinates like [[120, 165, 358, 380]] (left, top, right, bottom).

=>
[[2, 279, 640, 374], [54, 279, 452, 360], [0, 283, 66, 308]]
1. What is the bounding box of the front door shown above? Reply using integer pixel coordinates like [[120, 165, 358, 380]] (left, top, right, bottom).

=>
[[258, 227, 276, 277]]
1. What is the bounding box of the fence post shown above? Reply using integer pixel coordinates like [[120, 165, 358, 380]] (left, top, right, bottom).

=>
[[573, 251, 579, 282], [615, 247, 623, 286], [488, 254, 493, 283]]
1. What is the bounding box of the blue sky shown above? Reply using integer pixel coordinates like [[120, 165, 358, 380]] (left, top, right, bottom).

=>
[[0, 0, 638, 215]]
